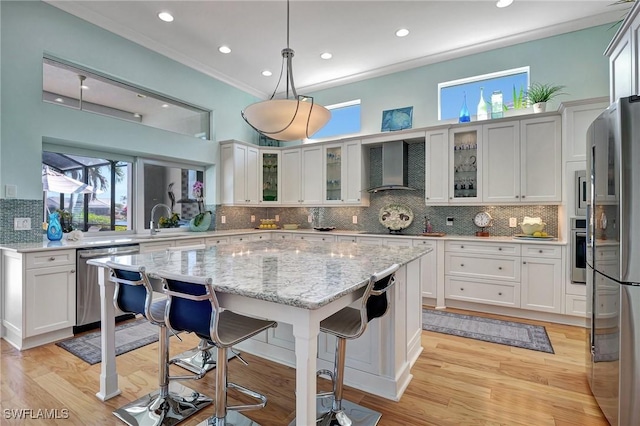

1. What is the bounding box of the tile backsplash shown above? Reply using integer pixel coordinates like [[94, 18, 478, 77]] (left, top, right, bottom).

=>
[[0, 199, 43, 243]]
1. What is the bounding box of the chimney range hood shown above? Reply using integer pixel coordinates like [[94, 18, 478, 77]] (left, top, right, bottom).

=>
[[368, 140, 415, 192]]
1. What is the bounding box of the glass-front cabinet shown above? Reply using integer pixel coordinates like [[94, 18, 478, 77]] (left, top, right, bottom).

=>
[[324, 144, 344, 203], [449, 125, 482, 203], [260, 150, 280, 204]]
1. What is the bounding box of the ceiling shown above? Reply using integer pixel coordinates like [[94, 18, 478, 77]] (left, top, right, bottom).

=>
[[45, 0, 628, 100]]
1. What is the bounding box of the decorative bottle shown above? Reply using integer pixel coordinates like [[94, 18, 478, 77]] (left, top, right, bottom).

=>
[[46, 212, 63, 241], [459, 92, 470, 123], [477, 87, 488, 121], [491, 90, 503, 119]]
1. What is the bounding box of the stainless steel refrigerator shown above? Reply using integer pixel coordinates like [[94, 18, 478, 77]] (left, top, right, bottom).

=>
[[586, 95, 640, 426]]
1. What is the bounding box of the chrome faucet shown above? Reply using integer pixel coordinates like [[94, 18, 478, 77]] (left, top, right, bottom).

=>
[[150, 203, 172, 235]]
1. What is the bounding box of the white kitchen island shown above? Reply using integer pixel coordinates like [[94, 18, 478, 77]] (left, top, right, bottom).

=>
[[88, 239, 431, 426]]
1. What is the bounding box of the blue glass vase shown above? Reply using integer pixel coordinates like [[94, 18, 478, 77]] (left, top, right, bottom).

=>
[[459, 92, 470, 123], [47, 212, 63, 241]]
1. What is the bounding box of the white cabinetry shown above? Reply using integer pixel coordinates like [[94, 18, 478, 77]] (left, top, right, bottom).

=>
[[483, 116, 561, 203], [221, 142, 260, 205], [562, 98, 609, 162], [424, 128, 450, 204], [412, 239, 437, 300], [605, 1, 640, 102], [281, 146, 323, 205], [2, 249, 76, 350], [520, 245, 562, 313], [449, 125, 483, 203]]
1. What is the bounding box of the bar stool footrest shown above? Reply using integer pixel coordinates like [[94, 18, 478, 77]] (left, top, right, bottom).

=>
[[113, 382, 212, 426], [227, 381, 268, 412]]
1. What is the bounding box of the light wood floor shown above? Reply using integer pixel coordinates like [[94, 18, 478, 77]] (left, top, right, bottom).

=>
[[1, 308, 608, 426]]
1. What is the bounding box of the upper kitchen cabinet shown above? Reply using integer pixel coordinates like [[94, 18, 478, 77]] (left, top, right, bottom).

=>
[[605, 1, 640, 103], [260, 150, 281, 204], [561, 98, 610, 162], [449, 125, 483, 204], [483, 115, 561, 204], [323, 140, 367, 205], [281, 145, 323, 205], [220, 141, 260, 205], [425, 127, 450, 205]]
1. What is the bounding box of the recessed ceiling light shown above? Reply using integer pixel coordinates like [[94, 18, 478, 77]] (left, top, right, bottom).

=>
[[496, 0, 514, 8], [55, 98, 64, 103], [218, 46, 232, 54], [395, 28, 409, 37], [137, 93, 147, 99], [158, 12, 174, 22], [320, 52, 333, 60], [80, 85, 89, 90], [261, 70, 273, 77], [133, 113, 141, 118]]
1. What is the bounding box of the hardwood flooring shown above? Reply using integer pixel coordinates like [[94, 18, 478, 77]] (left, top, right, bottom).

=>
[[1, 308, 608, 425]]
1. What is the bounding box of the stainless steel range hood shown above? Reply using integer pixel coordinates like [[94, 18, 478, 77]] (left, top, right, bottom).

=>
[[368, 140, 415, 192]]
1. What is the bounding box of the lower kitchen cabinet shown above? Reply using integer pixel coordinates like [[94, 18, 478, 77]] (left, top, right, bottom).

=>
[[521, 253, 563, 314], [2, 249, 76, 350], [412, 239, 437, 300]]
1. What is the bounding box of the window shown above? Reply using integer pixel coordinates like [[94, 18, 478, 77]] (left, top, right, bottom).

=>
[[438, 67, 530, 121], [43, 56, 211, 139], [309, 99, 361, 140], [42, 151, 133, 233]]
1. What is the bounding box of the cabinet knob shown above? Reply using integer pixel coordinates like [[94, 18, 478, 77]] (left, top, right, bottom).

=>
[[49, 257, 55, 261], [461, 245, 464, 249], [322, 238, 326, 241], [239, 238, 243, 241], [539, 249, 543, 253], [70, 269, 76, 273], [357, 198, 360, 201], [301, 236, 304, 239], [460, 287, 464, 291], [523, 261, 527, 264], [460, 264, 464, 267], [450, 197, 453, 199], [498, 247, 502, 251], [522, 195, 526, 199], [498, 292, 503, 296], [515, 195, 519, 198], [498, 267, 503, 270]]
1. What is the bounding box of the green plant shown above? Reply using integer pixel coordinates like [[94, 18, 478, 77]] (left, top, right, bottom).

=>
[[512, 85, 527, 109], [526, 82, 567, 104]]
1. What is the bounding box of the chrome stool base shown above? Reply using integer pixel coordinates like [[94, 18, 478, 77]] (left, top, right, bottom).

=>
[[196, 410, 260, 426], [113, 382, 212, 426], [288, 397, 381, 426], [172, 346, 238, 374]]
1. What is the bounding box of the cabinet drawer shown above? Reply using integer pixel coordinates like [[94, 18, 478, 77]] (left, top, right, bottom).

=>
[[565, 295, 586, 317], [295, 234, 335, 243], [595, 246, 618, 261], [228, 234, 268, 242], [140, 241, 174, 253], [412, 239, 436, 248], [336, 235, 357, 243], [384, 239, 413, 247], [174, 238, 205, 248], [445, 241, 520, 256], [356, 237, 383, 246], [445, 276, 518, 307], [446, 253, 519, 281], [26, 250, 75, 268], [205, 237, 229, 245], [521, 244, 561, 258]]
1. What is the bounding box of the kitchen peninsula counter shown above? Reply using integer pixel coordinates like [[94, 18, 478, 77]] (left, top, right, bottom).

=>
[[88, 239, 432, 426]]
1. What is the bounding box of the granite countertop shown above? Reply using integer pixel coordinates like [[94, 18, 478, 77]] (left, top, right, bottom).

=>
[[0, 227, 566, 253], [88, 239, 431, 310]]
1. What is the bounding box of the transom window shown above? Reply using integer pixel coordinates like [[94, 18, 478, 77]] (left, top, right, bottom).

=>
[[438, 67, 530, 121], [309, 99, 361, 140]]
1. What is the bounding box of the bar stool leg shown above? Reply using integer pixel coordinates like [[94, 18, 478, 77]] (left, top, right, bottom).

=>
[[113, 326, 212, 426]]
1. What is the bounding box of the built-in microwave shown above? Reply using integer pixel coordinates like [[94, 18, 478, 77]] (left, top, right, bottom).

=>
[[576, 170, 587, 217]]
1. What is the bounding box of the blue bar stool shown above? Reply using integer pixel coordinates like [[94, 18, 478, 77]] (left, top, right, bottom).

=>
[[158, 271, 278, 426], [105, 261, 212, 426], [292, 264, 400, 426]]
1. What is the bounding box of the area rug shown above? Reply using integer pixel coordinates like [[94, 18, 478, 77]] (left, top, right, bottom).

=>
[[422, 309, 554, 354], [56, 318, 158, 365]]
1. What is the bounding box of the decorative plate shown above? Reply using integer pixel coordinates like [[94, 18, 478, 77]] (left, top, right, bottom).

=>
[[314, 227, 335, 232], [379, 204, 414, 231]]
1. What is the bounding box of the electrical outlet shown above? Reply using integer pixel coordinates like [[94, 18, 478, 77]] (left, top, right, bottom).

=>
[[250, 215, 256, 223], [509, 217, 517, 228], [307, 215, 313, 223], [446, 217, 454, 226], [352, 215, 358, 224], [14, 217, 31, 230], [221, 215, 226, 224], [275, 215, 280, 222]]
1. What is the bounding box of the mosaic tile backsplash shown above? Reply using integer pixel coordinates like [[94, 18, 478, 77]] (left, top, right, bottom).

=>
[[0, 199, 44, 243], [215, 142, 559, 237]]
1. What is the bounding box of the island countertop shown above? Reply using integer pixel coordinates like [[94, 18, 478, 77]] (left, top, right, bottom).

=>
[[88, 239, 431, 310]]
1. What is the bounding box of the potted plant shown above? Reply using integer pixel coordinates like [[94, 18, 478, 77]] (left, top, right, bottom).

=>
[[526, 82, 567, 113]]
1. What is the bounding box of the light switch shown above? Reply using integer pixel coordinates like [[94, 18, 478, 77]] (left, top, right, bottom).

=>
[[307, 215, 313, 223], [221, 215, 226, 224], [5, 184, 17, 198], [250, 215, 256, 223], [275, 215, 280, 222], [509, 218, 518, 228], [352, 215, 358, 224]]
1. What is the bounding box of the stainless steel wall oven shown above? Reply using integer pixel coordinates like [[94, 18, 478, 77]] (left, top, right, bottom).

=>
[[571, 217, 586, 284]]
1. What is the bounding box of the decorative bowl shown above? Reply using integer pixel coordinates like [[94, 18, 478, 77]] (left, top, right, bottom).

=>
[[520, 222, 545, 235], [282, 224, 299, 230]]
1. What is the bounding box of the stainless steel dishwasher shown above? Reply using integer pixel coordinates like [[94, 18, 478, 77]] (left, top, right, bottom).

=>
[[75, 244, 140, 333]]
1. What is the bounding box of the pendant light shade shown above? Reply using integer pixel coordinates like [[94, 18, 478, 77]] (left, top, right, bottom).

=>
[[241, 0, 330, 141]]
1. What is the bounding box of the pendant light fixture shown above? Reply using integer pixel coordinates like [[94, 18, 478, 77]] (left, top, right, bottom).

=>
[[241, 0, 330, 142]]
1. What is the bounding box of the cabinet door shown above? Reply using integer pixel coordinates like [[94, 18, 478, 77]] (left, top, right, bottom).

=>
[[520, 116, 562, 203], [449, 126, 482, 203], [482, 120, 520, 203], [281, 149, 302, 204], [343, 140, 364, 204], [245, 146, 260, 204], [521, 256, 562, 313], [260, 150, 280, 204], [413, 239, 437, 299], [609, 29, 633, 103], [563, 100, 609, 162], [425, 129, 449, 204], [324, 143, 344, 204], [301, 146, 323, 204], [25, 265, 76, 336], [232, 144, 249, 204]]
